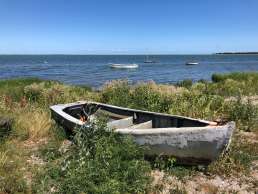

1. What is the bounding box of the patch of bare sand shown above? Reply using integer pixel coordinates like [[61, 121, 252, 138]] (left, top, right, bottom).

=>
[[151, 170, 257, 194], [22, 137, 48, 151], [247, 95, 258, 105], [19, 138, 49, 190], [225, 95, 258, 106], [239, 131, 258, 144]]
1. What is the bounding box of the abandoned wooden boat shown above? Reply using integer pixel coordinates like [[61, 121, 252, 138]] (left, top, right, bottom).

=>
[[50, 101, 235, 164]]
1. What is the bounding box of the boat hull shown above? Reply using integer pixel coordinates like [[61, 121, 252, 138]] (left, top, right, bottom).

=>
[[186, 62, 199, 65], [50, 101, 235, 164], [116, 123, 234, 164], [110, 64, 138, 69]]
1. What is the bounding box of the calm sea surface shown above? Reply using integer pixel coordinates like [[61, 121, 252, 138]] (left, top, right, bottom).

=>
[[1, 55, 258, 87]]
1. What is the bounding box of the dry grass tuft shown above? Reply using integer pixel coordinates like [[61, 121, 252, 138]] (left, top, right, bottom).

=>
[[196, 183, 218, 194], [15, 108, 52, 141], [134, 80, 186, 95], [0, 151, 8, 168]]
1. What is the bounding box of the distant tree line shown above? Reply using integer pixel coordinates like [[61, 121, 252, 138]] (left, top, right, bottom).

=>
[[215, 52, 258, 55]]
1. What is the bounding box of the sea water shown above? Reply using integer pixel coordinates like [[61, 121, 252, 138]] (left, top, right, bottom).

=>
[[1, 54, 258, 87]]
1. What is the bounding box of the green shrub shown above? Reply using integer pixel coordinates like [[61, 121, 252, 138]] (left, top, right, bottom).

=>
[[77, 84, 92, 91], [101, 81, 175, 113], [220, 79, 243, 96], [0, 77, 42, 101], [176, 79, 193, 89], [23, 81, 94, 106], [225, 97, 258, 131], [101, 80, 132, 107], [34, 120, 151, 193], [197, 79, 208, 84], [211, 72, 258, 96], [131, 84, 173, 112], [212, 72, 258, 82], [169, 92, 225, 120], [211, 73, 225, 83], [150, 155, 177, 171], [190, 82, 207, 93]]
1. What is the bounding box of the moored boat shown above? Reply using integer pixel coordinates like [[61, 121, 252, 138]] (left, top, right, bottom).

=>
[[110, 63, 138, 69], [50, 101, 235, 164], [185, 62, 199, 65]]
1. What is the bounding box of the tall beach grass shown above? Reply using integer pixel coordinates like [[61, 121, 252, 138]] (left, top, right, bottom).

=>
[[0, 72, 258, 193]]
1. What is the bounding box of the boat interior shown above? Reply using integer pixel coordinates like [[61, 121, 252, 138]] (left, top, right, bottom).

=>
[[63, 102, 212, 129]]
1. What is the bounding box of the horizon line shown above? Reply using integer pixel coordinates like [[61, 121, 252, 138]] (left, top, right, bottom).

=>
[[0, 53, 215, 55]]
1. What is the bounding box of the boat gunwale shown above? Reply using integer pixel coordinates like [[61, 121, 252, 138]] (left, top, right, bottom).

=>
[[116, 122, 235, 134], [50, 101, 219, 128]]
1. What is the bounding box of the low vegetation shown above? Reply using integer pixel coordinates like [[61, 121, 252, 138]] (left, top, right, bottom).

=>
[[33, 120, 151, 193], [0, 72, 257, 193]]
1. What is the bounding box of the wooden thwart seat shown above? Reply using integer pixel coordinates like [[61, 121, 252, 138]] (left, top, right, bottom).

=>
[[107, 117, 134, 129], [93, 109, 128, 119], [128, 120, 152, 129]]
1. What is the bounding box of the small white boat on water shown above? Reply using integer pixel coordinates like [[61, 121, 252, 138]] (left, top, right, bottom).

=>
[[110, 63, 138, 69], [185, 62, 199, 65], [50, 101, 235, 164]]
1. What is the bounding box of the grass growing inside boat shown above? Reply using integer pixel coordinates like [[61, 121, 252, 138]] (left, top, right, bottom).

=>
[[0, 73, 258, 193]]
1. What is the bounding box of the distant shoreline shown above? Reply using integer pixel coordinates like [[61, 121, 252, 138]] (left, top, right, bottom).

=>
[[215, 52, 258, 55]]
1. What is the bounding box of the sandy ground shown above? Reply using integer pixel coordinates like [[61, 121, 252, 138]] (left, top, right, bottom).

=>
[[151, 168, 258, 194]]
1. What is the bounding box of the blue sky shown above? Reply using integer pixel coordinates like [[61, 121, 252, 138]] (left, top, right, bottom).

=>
[[0, 0, 258, 54]]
